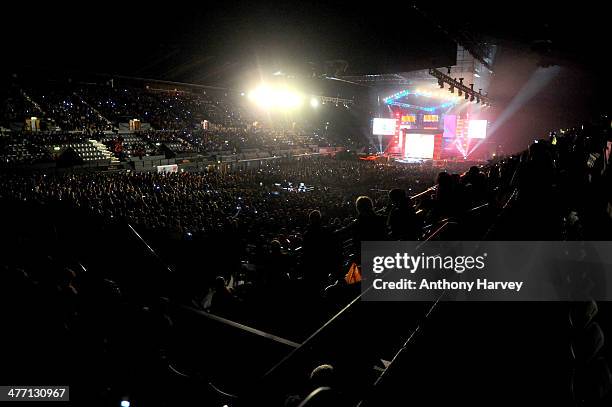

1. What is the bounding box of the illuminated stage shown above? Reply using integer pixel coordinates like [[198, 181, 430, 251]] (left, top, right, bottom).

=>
[[371, 80, 492, 161], [373, 112, 490, 156], [367, 45, 495, 161]]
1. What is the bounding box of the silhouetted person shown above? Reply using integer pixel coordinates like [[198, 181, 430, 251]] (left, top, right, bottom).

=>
[[209, 276, 237, 318], [350, 196, 387, 264], [432, 171, 456, 221], [264, 240, 290, 288], [387, 188, 420, 240], [310, 364, 336, 389], [462, 166, 487, 205], [302, 210, 338, 291]]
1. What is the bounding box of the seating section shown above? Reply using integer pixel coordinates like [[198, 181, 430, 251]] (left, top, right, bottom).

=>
[[0, 110, 611, 406], [65, 141, 112, 162], [1, 82, 350, 165], [25, 88, 112, 132], [0, 140, 49, 165]]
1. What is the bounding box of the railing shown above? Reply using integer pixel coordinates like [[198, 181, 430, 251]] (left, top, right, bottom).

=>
[[240, 195, 500, 405], [481, 188, 518, 240], [59, 176, 500, 405], [242, 211, 469, 404], [172, 303, 300, 350], [356, 189, 519, 406], [127, 223, 174, 275]]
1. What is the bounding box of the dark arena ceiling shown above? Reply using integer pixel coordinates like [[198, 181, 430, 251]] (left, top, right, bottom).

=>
[[4, 1, 607, 85]]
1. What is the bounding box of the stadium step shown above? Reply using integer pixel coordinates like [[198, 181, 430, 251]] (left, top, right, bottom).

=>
[[89, 139, 120, 164], [73, 92, 114, 127]]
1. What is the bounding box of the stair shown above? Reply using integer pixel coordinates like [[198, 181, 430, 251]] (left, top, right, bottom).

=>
[[20, 90, 46, 116], [74, 92, 114, 128], [89, 139, 120, 164]]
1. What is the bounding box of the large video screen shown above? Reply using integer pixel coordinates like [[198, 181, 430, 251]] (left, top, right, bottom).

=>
[[404, 133, 435, 159], [443, 115, 457, 138], [372, 118, 397, 136], [468, 119, 488, 139]]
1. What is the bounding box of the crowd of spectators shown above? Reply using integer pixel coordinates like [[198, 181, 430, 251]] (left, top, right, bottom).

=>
[[69, 85, 249, 131], [0, 157, 450, 244], [5, 120, 609, 293], [0, 130, 106, 165], [2, 78, 612, 405], [2, 81, 251, 131], [1, 81, 360, 164], [0, 136, 51, 164], [26, 87, 112, 132], [0, 112, 610, 404], [0, 125, 347, 164], [0, 87, 44, 128]]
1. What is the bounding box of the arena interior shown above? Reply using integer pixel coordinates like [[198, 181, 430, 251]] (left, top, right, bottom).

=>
[[0, 2, 611, 406]]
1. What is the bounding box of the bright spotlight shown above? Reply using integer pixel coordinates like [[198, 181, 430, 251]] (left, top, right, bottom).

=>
[[277, 89, 303, 108], [310, 97, 319, 108], [248, 85, 303, 110], [248, 86, 274, 108]]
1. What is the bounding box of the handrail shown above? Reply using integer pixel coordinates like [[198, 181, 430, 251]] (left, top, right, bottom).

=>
[[410, 185, 436, 200], [468, 202, 489, 213], [423, 220, 458, 241], [365, 291, 444, 384], [361, 219, 456, 394], [174, 304, 301, 349], [358, 193, 512, 406], [259, 198, 496, 404], [208, 382, 240, 400], [481, 188, 518, 240], [260, 218, 448, 383], [420, 201, 488, 233], [126, 223, 173, 275], [261, 281, 365, 378]]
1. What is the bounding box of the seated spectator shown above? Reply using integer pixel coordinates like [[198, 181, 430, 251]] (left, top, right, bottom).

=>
[[209, 276, 237, 318], [461, 166, 487, 205], [263, 240, 290, 289], [387, 188, 420, 240], [284, 364, 338, 407], [349, 196, 387, 264], [309, 364, 336, 389], [302, 210, 339, 291], [431, 171, 457, 221]]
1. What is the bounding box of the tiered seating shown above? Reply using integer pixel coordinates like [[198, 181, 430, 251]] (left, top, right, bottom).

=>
[[99, 134, 158, 158], [162, 141, 198, 153], [0, 88, 44, 128], [2, 83, 344, 163], [0, 107, 611, 405], [75, 86, 249, 131], [0, 141, 49, 164], [26, 88, 112, 132], [65, 141, 108, 162], [0, 131, 51, 165]]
